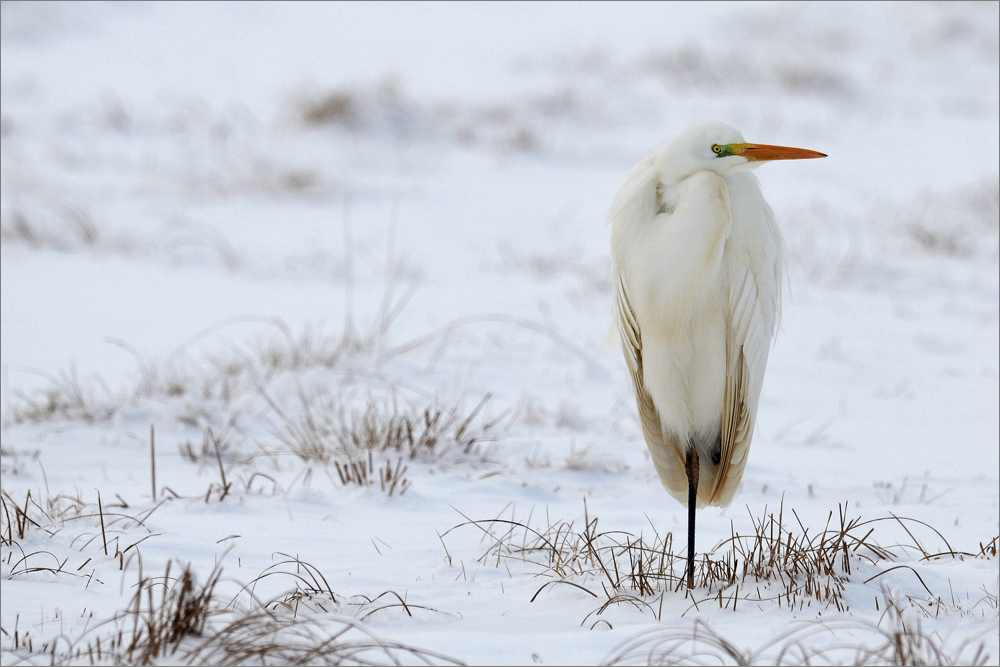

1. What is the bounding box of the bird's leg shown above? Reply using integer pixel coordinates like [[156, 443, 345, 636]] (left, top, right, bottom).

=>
[[685, 444, 699, 589]]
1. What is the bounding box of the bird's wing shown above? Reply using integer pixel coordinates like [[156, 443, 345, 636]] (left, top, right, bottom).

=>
[[615, 273, 688, 503], [708, 266, 773, 506], [615, 274, 657, 438]]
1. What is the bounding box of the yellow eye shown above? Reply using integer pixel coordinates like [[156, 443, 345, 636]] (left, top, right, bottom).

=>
[[712, 144, 723, 154]]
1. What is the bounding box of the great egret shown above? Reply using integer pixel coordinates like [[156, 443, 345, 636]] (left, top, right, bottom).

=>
[[609, 122, 825, 588]]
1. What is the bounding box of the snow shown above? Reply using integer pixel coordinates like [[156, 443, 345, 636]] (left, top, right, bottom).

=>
[[2, 2, 997, 665]]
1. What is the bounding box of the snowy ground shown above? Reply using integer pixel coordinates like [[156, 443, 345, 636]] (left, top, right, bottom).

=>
[[1, 2, 998, 665]]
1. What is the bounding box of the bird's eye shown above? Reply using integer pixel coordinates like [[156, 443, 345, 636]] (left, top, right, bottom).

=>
[[712, 144, 723, 154]]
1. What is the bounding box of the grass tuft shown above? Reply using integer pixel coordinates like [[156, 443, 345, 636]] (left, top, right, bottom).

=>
[[5, 558, 462, 666], [601, 608, 996, 666], [445, 500, 985, 620], [265, 387, 498, 496]]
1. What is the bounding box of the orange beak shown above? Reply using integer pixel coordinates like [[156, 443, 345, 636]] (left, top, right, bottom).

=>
[[734, 143, 827, 162]]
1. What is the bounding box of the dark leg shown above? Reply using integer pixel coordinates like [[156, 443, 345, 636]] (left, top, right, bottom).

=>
[[685, 444, 699, 588]]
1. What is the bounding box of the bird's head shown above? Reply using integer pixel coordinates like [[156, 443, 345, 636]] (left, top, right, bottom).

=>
[[654, 122, 826, 184]]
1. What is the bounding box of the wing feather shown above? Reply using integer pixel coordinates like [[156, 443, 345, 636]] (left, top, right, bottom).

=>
[[709, 266, 773, 506], [615, 274, 689, 503], [615, 274, 659, 444]]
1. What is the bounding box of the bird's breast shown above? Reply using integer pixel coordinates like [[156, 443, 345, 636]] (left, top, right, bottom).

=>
[[626, 171, 733, 327], [640, 306, 728, 438]]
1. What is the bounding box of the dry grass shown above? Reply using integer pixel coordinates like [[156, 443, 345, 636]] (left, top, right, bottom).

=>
[[294, 79, 420, 142], [2, 175, 423, 428], [263, 387, 500, 496], [776, 176, 998, 287], [0, 205, 104, 251], [266, 387, 496, 464], [6, 365, 124, 425], [333, 455, 412, 497], [3, 317, 377, 428], [301, 90, 357, 126], [3, 210, 421, 427], [180, 610, 462, 666], [293, 79, 566, 153], [903, 178, 999, 259], [444, 501, 985, 621], [641, 45, 849, 96], [0, 486, 163, 661], [496, 240, 580, 281], [493, 241, 612, 296], [3, 194, 601, 434], [3, 557, 463, 666], [101, 560, 222, 665], [178, 419, 254, 471], [2, 277, 520, 502], [0, 447, 29, 476], [1, 486, 160, 578], [600, 609, 996, 666], [255, 554, 451, 623], [979, 536, 999, 558]]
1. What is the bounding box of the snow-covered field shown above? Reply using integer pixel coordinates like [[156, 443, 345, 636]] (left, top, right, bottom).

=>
[[1, 2, 997, 664]]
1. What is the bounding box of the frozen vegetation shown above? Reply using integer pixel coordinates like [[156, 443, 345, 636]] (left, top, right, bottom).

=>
[[1, 2, 997, 664]]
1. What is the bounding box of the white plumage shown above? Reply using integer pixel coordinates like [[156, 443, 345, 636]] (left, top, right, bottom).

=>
[[609, 123, 825, 584]]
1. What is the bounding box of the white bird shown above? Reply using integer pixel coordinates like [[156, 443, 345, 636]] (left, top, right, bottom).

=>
[[609, 122, 825, 587]]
